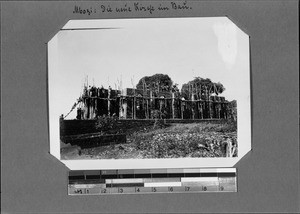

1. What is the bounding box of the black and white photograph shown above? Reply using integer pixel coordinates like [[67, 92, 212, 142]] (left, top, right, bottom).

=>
[[48, 17, 251, 165]]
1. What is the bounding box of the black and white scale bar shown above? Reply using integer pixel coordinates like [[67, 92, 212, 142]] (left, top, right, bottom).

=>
[[68, 168, 237, 195]]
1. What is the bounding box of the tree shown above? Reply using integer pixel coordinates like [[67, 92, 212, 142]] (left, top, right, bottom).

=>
[[181, 77, 225, 99], [136, 74, 173, 92]]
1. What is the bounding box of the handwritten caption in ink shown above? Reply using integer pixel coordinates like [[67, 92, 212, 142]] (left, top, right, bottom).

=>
[[73, 1, 192, 15]]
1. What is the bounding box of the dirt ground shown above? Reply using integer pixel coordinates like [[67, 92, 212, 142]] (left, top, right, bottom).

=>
[[61, 121, 237, 160]]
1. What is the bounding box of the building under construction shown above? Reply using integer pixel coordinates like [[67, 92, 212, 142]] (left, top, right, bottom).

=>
[[72, 84, 230, 120]]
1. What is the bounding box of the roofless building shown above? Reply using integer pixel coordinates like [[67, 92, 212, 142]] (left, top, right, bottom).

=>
[[71, 78, 231, 120]]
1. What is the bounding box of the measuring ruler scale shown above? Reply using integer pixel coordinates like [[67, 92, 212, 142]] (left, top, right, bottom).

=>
[[68, 168, 237, 195]]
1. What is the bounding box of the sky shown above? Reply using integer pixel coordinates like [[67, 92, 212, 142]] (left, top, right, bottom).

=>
[[48, 17, 250, 160]]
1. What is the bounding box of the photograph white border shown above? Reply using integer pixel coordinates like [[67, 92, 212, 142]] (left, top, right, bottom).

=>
[[48, 17, 251, 170]]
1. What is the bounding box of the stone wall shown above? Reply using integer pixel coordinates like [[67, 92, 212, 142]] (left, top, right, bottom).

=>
[[60, 119, 164, 137], [60, 118, 227, 148], [165, 119, 226, 124], [62, 134, 126, 148], [60, 118, 227, 137], [60, 119, 98, 136]]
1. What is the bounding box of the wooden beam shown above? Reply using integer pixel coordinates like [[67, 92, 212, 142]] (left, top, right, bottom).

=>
[[107, 90, 111, 116], [172, 93, 175, 119], [181, 101, 184, 119], [146, 99, 149, 119]]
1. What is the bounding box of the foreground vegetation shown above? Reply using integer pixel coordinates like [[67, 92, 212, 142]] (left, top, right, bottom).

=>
[[61, 120, 237, 160]]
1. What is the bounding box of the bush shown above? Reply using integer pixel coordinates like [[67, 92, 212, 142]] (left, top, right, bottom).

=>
[[151, 109, 161, 119], [215, 121, 237, 133], [136, 132, 217, 158], [95, 115, 118, 134], [128, 121, 237, 159]]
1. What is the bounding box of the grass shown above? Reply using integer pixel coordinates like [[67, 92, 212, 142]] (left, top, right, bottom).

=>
[[62, 120, 237, 160]]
